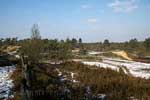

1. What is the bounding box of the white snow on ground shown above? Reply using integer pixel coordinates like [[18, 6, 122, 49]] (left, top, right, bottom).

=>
[[97, 94, 106, 100], [56, 68, 79, 83], [71, 72, 75, 79], [103, 57, 133, 63], [74, 57, 150, 79], [70, 72, 79, 83], [0, 66, 15, 99], [88, 51, 104, 55], [102, 59, 150, 79], [82, 61, 119, 71], [56, 68, 62, 76]]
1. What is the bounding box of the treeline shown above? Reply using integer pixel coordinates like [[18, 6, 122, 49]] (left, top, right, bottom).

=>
[[84, 38, 150, 56], [0, 24, 84, 64], [0, 24, 149, 58], [0, 37, 18, 46]]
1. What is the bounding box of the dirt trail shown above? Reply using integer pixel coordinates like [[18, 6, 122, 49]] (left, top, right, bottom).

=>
[[112, 50, 132, 61]]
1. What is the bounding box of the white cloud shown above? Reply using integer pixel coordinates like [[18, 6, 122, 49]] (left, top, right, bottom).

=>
[[87, 18, 98, 23], [108, 0, 138, 13], [81, 4, 92, 9]]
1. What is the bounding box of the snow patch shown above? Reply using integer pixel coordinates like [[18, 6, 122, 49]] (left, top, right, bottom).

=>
[[82, 61, 119, 71], [0, 66, 15, 99], [88, 51, 104, 55], [76, 57, 150, 79]]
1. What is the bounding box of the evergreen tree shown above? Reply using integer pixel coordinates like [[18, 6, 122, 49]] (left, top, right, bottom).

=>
[[144, 37, 150, 50]]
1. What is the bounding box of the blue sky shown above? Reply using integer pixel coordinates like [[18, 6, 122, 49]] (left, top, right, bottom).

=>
[[0, 0, 150, 42]]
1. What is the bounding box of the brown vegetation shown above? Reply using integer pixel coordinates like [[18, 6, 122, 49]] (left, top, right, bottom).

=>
[[60, 61, 150, 99]]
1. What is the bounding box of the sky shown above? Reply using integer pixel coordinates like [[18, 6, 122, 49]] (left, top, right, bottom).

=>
[[0, 0, 150, 42]]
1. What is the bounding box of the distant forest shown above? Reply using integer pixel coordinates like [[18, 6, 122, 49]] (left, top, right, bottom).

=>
[[0, 35, 150, 56]]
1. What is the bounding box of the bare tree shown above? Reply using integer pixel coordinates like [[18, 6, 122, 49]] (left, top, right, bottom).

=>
[[21, 24, 43, 63], [31, 24, 41, 40]]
